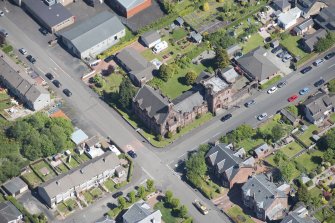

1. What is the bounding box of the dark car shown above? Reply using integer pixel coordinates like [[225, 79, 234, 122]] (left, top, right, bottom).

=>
[[277, 81, 287, 88], [63, 89, 72, 97], [127, 150, 137, 158], [277, 51, 286, 58], [39, 27, 48, 35], [300, 66, 312, 74], [112, 191, 123, 199], [45, 73, 54, 80], [325, 52, 335, 60], [244, 100, 256, 107], [314, 79, 325, 87], [271, 46, 281, 54], [104, 55, 114, 63], [26, 55, 36, 64], [52, 80, 62, 88], [221, 113, 232, 122]]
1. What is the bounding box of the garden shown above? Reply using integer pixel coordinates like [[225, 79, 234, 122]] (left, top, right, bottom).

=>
[[226, 205, 254, 223], [30, 160, 57, 182]]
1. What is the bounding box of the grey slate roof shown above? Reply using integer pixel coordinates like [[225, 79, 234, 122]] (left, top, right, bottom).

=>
[[172, 90, 205, 114], [315, 6, 335, 30], [273, 0, 291, 11], [242, 174, 287, 211], [0, 201, 22, 223], [281, 206, 314, 223], [190, 31, 202, 42], [116, 0, 147, 10], [226, 44, 242, 56], [296, 18, 314, 31], [280, 108, 298, 124], [23, 0, 73, 28], [237, 47, 280, 81], [123, 201, 162, 223], [141, 30, 161, 45], [133, 85, 170, 124], [303, 92, 334, 119], [39, 152, 120, 199], [2, 177, 28, 195], [176, 17, 184, 26], [61, 11, 125, 53], [302, 29, 327, 51]]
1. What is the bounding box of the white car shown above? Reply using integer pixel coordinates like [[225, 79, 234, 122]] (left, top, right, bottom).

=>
[[0, 11, 4, 17], [313, 59, 325, 67], [257, 113, 268, 121], [19, 48, 27, 55], [267, 86, 278, 94]]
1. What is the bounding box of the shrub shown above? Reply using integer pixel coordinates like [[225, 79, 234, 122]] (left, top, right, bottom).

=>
[[166, 131, 173, 139], [203, 2, 210, 11], [156, 134, 163, 141], [316, 166, 323, 174], [306, 180, 313, 187], [308, 172, 316, 178]]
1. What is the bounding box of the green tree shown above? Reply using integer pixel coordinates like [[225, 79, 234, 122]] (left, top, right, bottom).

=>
[[273, 150, 288, 165], [297, 184, 311, 203], [170, 198, 180, 209], [159, 64, 174, 82], [146, 179, 154, 192], [271, 124, 285, 142], [215, 48, 230, 69], [165, 190, 173, 203], [137, 185, 146, 199], [286, 105, 298, 116], [319, 128, 335, 150], [280, 162, 295, 182], [128, 191, 136, 204], [118, 197, 126, 209], [178, 205, 188, 218], [118, 77, 136, 109], [328, 79, 335, 93], [186, 153, 207, 180], [323, 149, 335, 162], [185, 71, 197, 85]]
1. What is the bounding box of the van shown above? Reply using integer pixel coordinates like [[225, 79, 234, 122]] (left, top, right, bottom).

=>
[[153, 41, 168, 54]]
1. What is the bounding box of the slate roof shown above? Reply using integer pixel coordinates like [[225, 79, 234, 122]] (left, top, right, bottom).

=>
[[273, 0, 291, 11], [133, 85, 170, 124], [175, 17, 184, 26], [173, 90, 205, 114], [0, 201, 22, 223], [280, 108, 298, 124], [242, 174, 287, 211], [71, 128, 89, 145], [116, 0, 147, 10], [2, 177, 28, 195], [304, 92, 334, 119], [190, 31, 202, 42], [302, 29, 327, 51], [226, 44, 242, 56], [296, 18, 314, 31], [281, 206, 314, 223], [141, 30, 161, 45], [61, 11, 125, 53], [314, 6, 335, 30], [220, 66, 239, 83], [123, 201, 162, 223], [237, 47, 280, 81], [39, 152, 120, 199], [23, 0, 73, 28]]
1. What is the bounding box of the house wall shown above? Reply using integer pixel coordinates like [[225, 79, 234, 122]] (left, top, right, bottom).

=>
[[111, 0, 151, 18], [265, 197, 288, 220], [229, 167, 254, 188], [304, 106, 316, 124], [59, 0, 73, 6], [303, 2, 327, 18], [143, 38, 161, 48], [206, 87, 234, 114], [31, 93, 51, 111]]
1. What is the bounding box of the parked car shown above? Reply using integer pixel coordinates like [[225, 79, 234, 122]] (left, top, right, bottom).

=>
[[267, 86, 278, 94], [300, 66, 312, 74], [313, 58, 325, 66], [63, 89, 72, 97], [314, 79, 325, 87], [244, 100, 256, 107], [221, 113, 232, 122], [271, 46, 281, 54], [282, 54, 292, 62], [277, 81, 287, 88], [127, 150, 137, 158], [325, 52, 335, 60], [112, 191, 123, 199], [193, 200, 209, 215], [52, 80, 62, 88], [277, 51, 286, 58], [299, 87, 309, 95], [19, 48, 27, 55], [0, 11, 4, 17], [26, 55, 36, 64], [257, 113, 268, 121], [39, 27, 48, 35], [288, 94, 298, 102], [45, 73, 54, 80], [0, 29, 8, 37]]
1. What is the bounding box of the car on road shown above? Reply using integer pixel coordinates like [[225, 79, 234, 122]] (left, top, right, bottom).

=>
[[39, 27, 48, 35], [257, 113, 268, 121], [288, 94, 298, 102], [300, 66, 312, 74], [221, 113, 232, 122], [299, 87, 310, 95], [314, 79, 325, 87], [0, 29, 8, 37], [325, 52, 335, 60], [0, 11, 4, 17], [19, 48, 27, 55], [277, 81, 287, 88], [127, 150, 137, 158], [193, 200, 209, 215], [52, 80, 62, 88], [282, 54, 292, 62], [26, 55, 36, 64], [45, 73, 54, 80], [271, 46, 281, 54], [267, 86, 278, 94], [63, 89, 72, 97], [112, 191, 123, 199], [313, 58, 325, 66], [244, 99, 256, 107]]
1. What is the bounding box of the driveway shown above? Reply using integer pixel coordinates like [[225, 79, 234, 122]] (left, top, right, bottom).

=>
[[266, 48, 292, 75]]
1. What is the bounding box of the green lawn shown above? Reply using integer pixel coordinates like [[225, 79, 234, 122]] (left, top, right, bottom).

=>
[[171, 28, 188, 41], [309, 187, 322, 198], [294, 150, 323, 173], [65, 157, 80, 169], [315, 207, 335, 222], [260, 75, 282, 90], [280, 35, 307, 58], [64, 199, 77, 210], [57, 203, 69, 215], [31, 161, 56, 182], [0, 91, 12, 111], [298, 125, 319, 146], [104, 179, 115, 192], [237, 138, 265, 153], [154, 202, 183, 223], [83, 191, 93, 204], [241, 33, 264, 54], [330, 113, 335, 123], [21, 172, 42, 188], [265, 154, 276, 166], [226, 205, 255, 223], [55, 163, 69, 173], [90, 187, 103, 198], [281, 142, 304, 158]]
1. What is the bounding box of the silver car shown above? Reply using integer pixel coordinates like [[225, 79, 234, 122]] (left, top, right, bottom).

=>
[[257, 113, 268, 121]]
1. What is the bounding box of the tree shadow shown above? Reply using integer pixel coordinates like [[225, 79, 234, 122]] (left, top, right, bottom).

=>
[[311, 156, 322, 165], [107, 202, 117, 209], [178, 76, 187, 85]]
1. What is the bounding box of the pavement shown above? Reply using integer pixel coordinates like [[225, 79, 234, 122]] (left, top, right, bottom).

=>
[[1, 3, 335, 223]]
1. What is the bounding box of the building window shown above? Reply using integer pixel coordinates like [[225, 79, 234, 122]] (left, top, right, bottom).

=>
[[114, 36, 118, 40]]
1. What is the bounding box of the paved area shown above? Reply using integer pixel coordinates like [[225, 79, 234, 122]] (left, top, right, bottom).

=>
[[266, 48, 292, 75]]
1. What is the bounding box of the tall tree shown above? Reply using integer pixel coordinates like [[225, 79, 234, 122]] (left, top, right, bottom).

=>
[[118, 197, 126, 209], [271, 124, 285, 142], [159, 64, 174, 82], [146, 179, 154, 192], [178, 205, 188, 218], [128, 191, 136, 203], [170, 198, 180, 209], [185, 71, 197, 85], [165, 190, 173, 203], [137, 185, 146, 199], [118, 77, 135, 109], [186, 153, 207, 180], [215, 48, 230, 69], [280, 162, 295, 182]]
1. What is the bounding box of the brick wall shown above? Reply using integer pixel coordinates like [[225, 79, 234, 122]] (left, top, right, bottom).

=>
[[229, 167, 254, 188], [126, 0, 152, 18]]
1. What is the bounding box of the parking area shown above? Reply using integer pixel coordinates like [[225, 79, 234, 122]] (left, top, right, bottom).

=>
[[267, 48, 293, 75]]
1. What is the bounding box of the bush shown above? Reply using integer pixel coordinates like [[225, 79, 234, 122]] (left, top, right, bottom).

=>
[[306, 180, 313, 187], [308, 172, 316, 178], [156, 134, 163, 141], [166, 131, 173, 139], [316, 166, 323, 174], [202, 2, 210, 11]]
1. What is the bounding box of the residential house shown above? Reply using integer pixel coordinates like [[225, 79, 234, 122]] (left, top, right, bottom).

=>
[[2, 177, 28, 197], [175, 17, 184, 26], [277, 7, 302, 30], [61, 11, 125, 59], [303, 92, 335, 125], [242, 174, 289, 221], [140, 31, 161, 48], [20, 0, 75, 33], [38, 152, 120, 208], [281, 205, 314, 223], [116, 48, 156, 86], [296, 0, 327, 18], [106, 0, 152, 18], [280, 108, 299, 126], [0, 201, 23, 223], [236, 47, 280, 85], [123, 201, 162, 223], [205, 143, 255, 188], [301, 28, 327, 52], [226, 44, 242, 59], [272, 0, 291, 12], [291, 18, 314, 35], [189, 31, 202, 43], [0, 58, 50, 111], [253, 143, 272, 159], [218, 66, 239, 84], [314, 6, 335, 31]]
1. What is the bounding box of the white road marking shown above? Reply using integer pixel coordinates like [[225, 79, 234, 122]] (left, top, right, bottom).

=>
[[328, 64, 335, 69], [141, 167, 155, 180]]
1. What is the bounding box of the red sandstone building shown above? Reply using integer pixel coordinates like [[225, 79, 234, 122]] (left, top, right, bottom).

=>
[[109, 0, 152, 18]]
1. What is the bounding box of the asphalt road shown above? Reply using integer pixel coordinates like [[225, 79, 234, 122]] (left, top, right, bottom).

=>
[[1, 5, 335, 223]]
